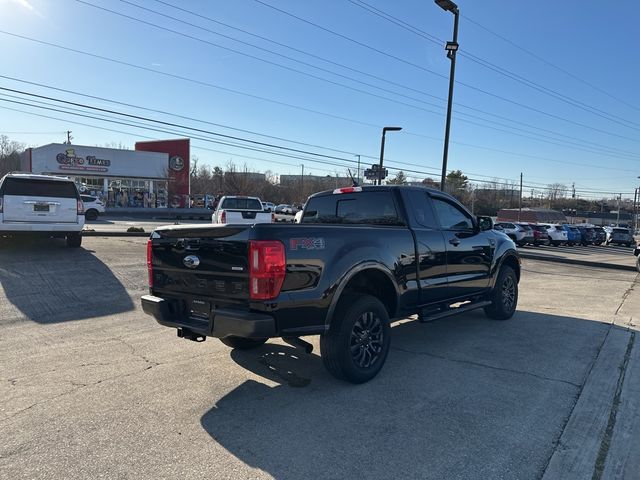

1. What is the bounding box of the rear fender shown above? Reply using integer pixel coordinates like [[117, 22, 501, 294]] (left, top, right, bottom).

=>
[[323, 262, 400, 329]]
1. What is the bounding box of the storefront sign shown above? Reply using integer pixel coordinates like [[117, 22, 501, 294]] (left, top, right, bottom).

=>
[[56, 148, 111, 172]]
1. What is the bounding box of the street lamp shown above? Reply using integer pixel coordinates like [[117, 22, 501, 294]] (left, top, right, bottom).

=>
[[434, 0, 459, 192], [378, 126, 402, 185]]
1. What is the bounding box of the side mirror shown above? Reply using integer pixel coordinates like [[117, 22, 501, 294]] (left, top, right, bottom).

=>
[[477, 216, 493, 231]]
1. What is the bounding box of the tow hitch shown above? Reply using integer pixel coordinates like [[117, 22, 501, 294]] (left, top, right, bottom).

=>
[[177, 328, 206, 342]]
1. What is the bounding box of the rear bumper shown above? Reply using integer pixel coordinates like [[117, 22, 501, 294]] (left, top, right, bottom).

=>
[[0, 221, 84, 232], [141, 294, 277, 339]]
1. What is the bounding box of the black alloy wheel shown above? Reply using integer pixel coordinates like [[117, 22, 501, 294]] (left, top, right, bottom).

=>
[[349, 310, 385, 370], [320, 294, 391, 384], [484, 266, 518, 320]]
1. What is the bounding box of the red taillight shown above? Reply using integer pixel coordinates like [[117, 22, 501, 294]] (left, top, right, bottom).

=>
[[77, 199, 84, 214], [146, 239, 154, 288], [249, 240, 286, 300], [220, 210, 226, 223]]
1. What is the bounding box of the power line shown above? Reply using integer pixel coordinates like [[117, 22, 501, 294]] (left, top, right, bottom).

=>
[[5, 82, 639, 183], [75, 0, 451, 117], [71, 1, 640, 152], [0, 131, 65, 134], [462, 15, 640, 113], [2, 76, 637, 182], [148, 0, 640, 160], [1, 99, 634, 197], [5, 30, 640, 171], [0, 86, 369, 164], [146, 0, 446, 104], [348, 0, 640, 132], [5, 70, 640, 169], [252, 0, 447, 80]]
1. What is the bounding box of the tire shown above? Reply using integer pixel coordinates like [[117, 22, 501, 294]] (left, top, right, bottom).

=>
[[85, 209, 98, 221], [320, 294, 391, 384], [219, 336, 267, 350], [484, 266, 518, 320], [66, 233, 82, 248]]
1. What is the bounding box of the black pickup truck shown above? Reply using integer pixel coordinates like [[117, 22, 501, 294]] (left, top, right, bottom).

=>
[[142, 186, 520, 383]]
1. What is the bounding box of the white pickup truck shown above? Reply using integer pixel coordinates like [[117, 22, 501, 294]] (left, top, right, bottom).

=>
[[211, 196, 273, 224]]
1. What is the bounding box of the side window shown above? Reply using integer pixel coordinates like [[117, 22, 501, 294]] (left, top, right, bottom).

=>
[[431, 197, 474, 231], [403, 189, 438, 229]]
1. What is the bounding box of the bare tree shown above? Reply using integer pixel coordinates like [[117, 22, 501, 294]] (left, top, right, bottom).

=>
[[0, 135, 25, 176]]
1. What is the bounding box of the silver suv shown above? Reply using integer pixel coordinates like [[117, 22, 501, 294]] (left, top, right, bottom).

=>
[[0, 173, 85, 247]]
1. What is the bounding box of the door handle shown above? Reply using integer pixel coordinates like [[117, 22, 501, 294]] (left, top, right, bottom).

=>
[[449, 237, 460, 246]]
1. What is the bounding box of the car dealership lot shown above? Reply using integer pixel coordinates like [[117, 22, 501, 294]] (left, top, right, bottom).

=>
[[1, 237, 639, 479]]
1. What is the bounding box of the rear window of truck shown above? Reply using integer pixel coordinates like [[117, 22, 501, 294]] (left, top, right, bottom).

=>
[[302, 191, 403, 225], [220, 198, 262, 210], [2, 178, 78, 198]]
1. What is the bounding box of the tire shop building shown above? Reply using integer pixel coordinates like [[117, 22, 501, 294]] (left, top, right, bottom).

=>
[[20, 139, 190, 208]]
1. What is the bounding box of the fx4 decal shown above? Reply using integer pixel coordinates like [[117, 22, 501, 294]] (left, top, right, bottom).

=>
[[289, 238, 326, 250]]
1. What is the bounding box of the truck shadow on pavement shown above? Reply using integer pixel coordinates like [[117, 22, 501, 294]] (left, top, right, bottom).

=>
[[200, 310, 617, 480], [0, 237, 134, 323]]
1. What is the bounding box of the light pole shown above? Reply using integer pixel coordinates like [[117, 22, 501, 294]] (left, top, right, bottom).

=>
[[635, 176, 640, 233], [434, 0, 459, 192], [378, 126, 402, 185]]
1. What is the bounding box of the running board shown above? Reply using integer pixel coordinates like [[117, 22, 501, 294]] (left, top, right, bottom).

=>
[[418, 300, 492, 323]]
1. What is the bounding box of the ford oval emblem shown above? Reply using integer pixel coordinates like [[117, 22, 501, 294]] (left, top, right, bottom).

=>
[[183, 255, 200, 269]]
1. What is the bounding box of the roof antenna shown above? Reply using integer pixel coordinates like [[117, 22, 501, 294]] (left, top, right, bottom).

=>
[[348, 168, 359, 187]]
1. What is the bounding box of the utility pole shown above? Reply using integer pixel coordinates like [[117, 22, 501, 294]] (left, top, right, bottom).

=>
[[66, 130, 73, 144], [300, 164, 304, 200], [616, 193, 621, 226], [633, 187, 638, 233], [572, 182, 576, 224], [355, 154, 361, 184], [518, 172, 522, 221]]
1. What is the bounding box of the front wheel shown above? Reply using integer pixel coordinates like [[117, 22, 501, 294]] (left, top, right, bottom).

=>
[[484, 266, 518, 320], [219, 336, 267, 350], [320, 294, 391, 384]]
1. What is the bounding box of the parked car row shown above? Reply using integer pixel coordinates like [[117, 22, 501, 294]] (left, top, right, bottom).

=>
[[494, 222, 635, 248]]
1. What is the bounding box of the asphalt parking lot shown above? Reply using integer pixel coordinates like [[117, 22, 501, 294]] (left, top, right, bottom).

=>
[[1, 237, 638, 479]]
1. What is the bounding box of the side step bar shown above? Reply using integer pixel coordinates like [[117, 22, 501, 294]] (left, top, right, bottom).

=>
[[418, 300, 492, 323]]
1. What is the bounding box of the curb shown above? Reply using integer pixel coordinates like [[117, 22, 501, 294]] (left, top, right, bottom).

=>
[[82, 231, 149, 237], [519, 252, 638, 272]]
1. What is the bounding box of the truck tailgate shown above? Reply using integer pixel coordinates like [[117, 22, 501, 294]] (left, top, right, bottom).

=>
[[150, 224, 252, 305]]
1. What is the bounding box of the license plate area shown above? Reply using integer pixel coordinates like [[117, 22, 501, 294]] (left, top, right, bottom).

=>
[[190, 299, 211, 319], [34, 203, 50, 212]]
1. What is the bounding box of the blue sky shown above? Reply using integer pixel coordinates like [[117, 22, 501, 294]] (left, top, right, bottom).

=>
[[1, 0, 639, 200]]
